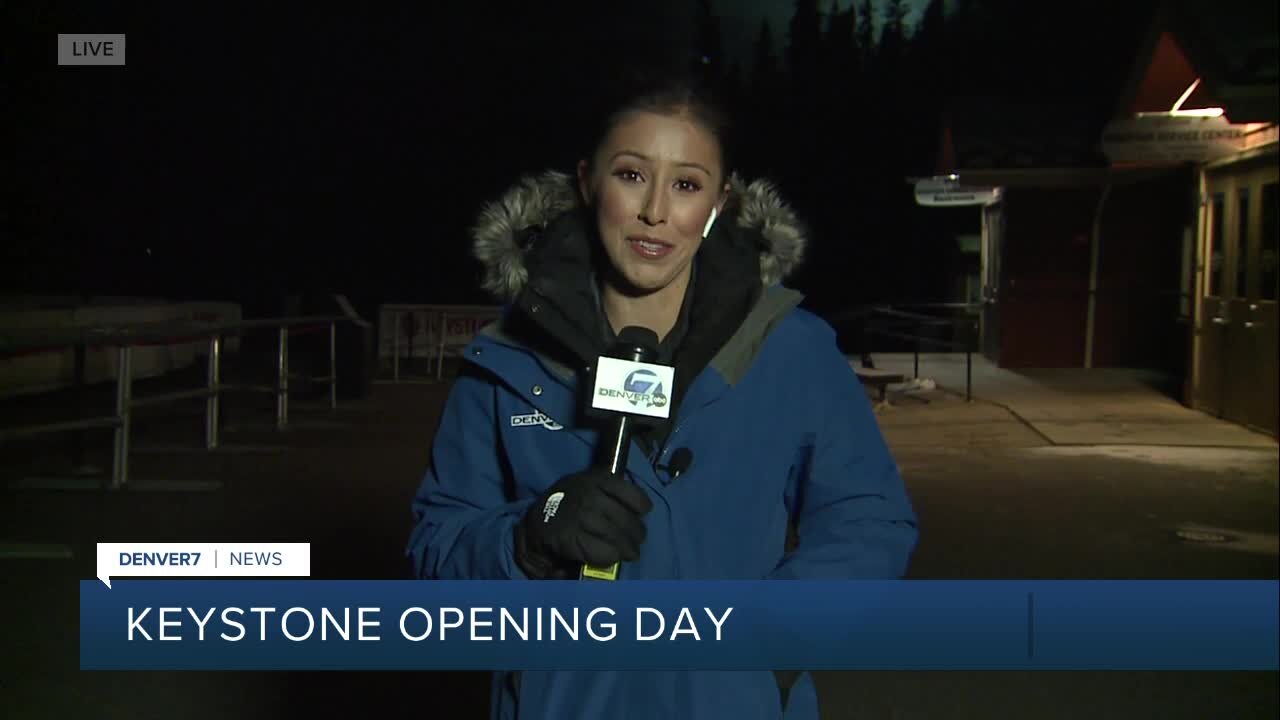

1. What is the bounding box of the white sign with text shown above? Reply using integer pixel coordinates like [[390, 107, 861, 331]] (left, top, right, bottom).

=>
[[96, 543, 311, 588], [590, 357, 675, 419]]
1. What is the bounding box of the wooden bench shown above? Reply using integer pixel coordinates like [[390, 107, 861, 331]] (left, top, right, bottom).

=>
[[854, 367, 905, 409]]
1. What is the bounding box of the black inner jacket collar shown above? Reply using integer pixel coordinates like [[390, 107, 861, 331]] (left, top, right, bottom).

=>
[[590, 258, 695, 367], [508, 205, 763, 444]]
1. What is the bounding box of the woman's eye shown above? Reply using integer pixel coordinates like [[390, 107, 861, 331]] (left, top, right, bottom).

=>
[[615, 169, 643, 183], [675, 179, 702, 193]]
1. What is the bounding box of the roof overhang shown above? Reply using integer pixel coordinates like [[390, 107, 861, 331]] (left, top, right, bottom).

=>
[[907, 166, 1182, 191]]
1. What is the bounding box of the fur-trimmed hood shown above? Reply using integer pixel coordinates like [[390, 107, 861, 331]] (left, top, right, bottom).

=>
[[471, 170, 807, 302]]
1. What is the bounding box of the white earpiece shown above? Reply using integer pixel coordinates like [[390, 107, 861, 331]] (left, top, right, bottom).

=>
[[702, 206, 719, 239]]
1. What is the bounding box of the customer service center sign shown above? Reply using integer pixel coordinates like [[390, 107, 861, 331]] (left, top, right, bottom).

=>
[[1101, 115, 1249, 164]]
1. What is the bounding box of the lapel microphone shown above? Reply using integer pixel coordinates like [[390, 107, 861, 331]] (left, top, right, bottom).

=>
[[664, 447, 694, 481]]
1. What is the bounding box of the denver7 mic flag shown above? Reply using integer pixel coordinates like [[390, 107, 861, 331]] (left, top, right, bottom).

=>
[[81, 580, 1278, 671]]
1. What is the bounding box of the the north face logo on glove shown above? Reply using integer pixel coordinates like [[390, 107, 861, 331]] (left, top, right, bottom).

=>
[[542, 492, 564, 523]]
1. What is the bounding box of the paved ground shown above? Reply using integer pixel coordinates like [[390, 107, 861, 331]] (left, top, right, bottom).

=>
[[0, 353, 1276, 719], [871, 352, 1277, 448]]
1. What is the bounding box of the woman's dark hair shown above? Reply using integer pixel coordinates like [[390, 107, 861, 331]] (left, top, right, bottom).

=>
[[583, 71, 735, 183]]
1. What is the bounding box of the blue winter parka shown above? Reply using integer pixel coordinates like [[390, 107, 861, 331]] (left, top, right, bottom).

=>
[[407, 170, 919, 720]]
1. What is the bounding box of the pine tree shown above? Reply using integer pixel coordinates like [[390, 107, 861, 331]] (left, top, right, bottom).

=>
[[787, 0, 822, 82], [906, 0, 949, 174], [879, 0, 910, 67], [751, 18, 779, 90], [693, 0, 724, 87], [944, 0, 993, 96], [825, 1, 859, 84], [725, 59, 743, 100], [917, 0, 945, 46], [908, 0, 947, 97], [819, 0, 839, 69], [855, 0, 874, 67], [746, 20, 781, 178]]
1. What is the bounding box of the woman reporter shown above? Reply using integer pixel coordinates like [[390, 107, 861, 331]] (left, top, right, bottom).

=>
[[407, 75, 918, 720]]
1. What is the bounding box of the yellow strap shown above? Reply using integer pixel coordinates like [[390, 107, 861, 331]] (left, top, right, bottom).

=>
[[580, 562, 619, 581]]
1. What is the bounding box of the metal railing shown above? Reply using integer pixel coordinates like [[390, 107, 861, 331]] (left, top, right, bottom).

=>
[[853, 303, 981, 402], [0, 315, 350, 491]]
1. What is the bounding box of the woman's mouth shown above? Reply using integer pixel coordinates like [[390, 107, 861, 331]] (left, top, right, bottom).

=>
[[627, 235, 674, 260]]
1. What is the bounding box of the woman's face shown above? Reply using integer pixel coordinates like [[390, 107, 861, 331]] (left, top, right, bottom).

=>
[[579, 110, 726, 296]]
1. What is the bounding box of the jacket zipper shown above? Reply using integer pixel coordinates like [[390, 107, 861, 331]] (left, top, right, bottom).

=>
[[658, 425, 682, 466], [655, 398, 712, 467], [654, 377, 732, 468]]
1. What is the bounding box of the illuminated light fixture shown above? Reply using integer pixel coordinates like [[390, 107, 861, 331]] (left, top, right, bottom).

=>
[[1171, 77, 1201, 112], [1175, 107, 1224, 117], [1134, 78, 1226, 118], [1136, 107, 1225, 118]]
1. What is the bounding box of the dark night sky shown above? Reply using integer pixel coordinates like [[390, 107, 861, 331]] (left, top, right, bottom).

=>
[[3, 0, 1149, 318], [4, 2, 721, 312]]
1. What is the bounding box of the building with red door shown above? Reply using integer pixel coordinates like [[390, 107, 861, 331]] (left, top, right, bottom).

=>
[[925, 0, 1277, 437]]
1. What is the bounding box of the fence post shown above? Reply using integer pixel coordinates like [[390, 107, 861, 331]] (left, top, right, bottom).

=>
[[71, 338, 88, 472], [437, 311, 449, 381], [424, 310, 434, 377], [277, 326, 289, 430], [111, 345, 133, 490], [392, 310, 401, 383], [913, 338, 920, 379], [329, 320, 338, 410], [206, 335, 220, 449], [966, 349, 973, 402], [967, 317, 977, 402]]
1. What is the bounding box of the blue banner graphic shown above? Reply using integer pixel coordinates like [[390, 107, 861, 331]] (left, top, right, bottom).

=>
[[80, 580, 1278, 671]]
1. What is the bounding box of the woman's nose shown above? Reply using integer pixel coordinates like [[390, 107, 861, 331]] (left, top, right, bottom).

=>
[[638, 188, 668, 226]]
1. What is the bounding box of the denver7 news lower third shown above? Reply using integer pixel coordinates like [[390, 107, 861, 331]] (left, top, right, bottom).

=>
[[81, 543, 1276, 672]]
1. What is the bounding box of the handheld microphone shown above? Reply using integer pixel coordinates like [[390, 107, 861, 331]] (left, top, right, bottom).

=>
[[580, 326, 673, 581]]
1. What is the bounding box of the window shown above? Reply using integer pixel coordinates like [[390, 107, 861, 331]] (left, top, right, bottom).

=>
[[1208, 192, 1225, 297], [1179, 226, 1193, 318], [1262, 182, 1278, 302], [1235, 187, 1250, 299]]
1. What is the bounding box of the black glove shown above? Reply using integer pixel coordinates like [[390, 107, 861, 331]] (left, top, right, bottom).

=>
[[514, 469, 654, 579]]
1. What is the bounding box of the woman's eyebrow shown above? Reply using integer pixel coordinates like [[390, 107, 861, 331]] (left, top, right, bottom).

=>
[[610, 150, 711, 177]]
